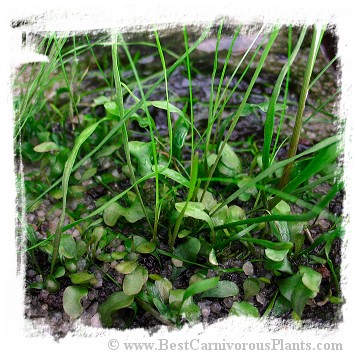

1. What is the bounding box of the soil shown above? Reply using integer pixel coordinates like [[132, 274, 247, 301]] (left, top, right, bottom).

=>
[[21, 25, 343, 338]]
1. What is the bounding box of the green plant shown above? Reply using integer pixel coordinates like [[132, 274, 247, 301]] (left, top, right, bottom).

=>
[[18, 23, 342, 330]]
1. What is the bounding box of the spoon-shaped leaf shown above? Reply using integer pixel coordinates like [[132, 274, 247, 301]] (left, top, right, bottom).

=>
[[103, 202, 121, 226], [200, 280, 239, 299], [243, 278, 260, 300], [229, 301, 259, 317], [123, 266, 148, 295], [63, 286, 88, 319], [33, 141, 60, 153], [98, 291, 134, 327], [299, 266, 322, 294]]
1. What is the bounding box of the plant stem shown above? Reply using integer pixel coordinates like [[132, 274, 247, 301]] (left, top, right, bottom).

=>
[[274, 26, 324, 201]]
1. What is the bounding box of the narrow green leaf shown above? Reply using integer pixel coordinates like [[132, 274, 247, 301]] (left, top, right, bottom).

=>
[[154, 166, 190, 188], [182, 277, 220, 302], [51, 118, 107, 275]]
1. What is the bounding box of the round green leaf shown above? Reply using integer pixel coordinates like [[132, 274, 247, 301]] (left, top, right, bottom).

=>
[[70, 272, 96, 285], [136, 241, 156, 254], [265, 248, 289, 262], [53, 266, 66, 278], [111, 251, 127, 260], [63, 286, 88, 319], [200, 280, 239, 299], [299, 266, 322, 294], [243, 278, 260, 300], [123, 266, 148, 295], [59, 234, 77, 259], [98, 291, 134, 327], [33, 141, 60, 153], [103, 202, 121, 226], [155, 278, 173, 304], [80, 167, 97, 182], [115, 261, 138, 274], [229, 301, 260, 317], [173, 237, 201, 264]]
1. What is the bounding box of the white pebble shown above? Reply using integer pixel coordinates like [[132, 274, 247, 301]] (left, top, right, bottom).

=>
[[91, 313, 103, 328], [242, 261, 254, 276]]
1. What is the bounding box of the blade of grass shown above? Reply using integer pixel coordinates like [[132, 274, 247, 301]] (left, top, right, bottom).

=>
[[201, 27, 280, 200], [111, 33, 154, 236], [50, 117, 108, 274], [262, 26, 307, 172], [276, 25, 325, 196], [171, 152, 199, 249], [204, 21, 224, 168], [183, 26, 195, 162]]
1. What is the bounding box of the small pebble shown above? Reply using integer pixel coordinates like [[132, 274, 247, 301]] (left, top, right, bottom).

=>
[[26, 214, 36, 223], [88, 290, 98, 301], [27, 269, 36, 278], [39, 289, 49, 300], [115, 273, 124, 285], [86, 302, 99, 317], [101, 262, 111, 273], [50, 312, 63, 324], [223, 297, 234, 309], [210, 302, 221, 314], [117, 245, 126, 252], [91, 313, 103, 328], [72, 229, 80, 239], [110, 261, 118, 268], [101, 158, 112, 169], [37, 210, 45, 218], [201, 306, 210, 319], [41, 304, 48, 311], [35, 275, 43, 282], [242, 261, 254, 276], [207, 269, 217, 278], [63, 313, 71, 322], [81, 313, 91, 326], [60, 322, 70, 334], [256, 293, 266, 306], [76, 258, 87, 272], [82, 297, 91, 309], [319, 219, 331, 231], [112, 169, 120, 178]]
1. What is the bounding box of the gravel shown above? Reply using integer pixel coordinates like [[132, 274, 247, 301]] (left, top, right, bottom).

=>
[[242, 261, 254, 276]]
